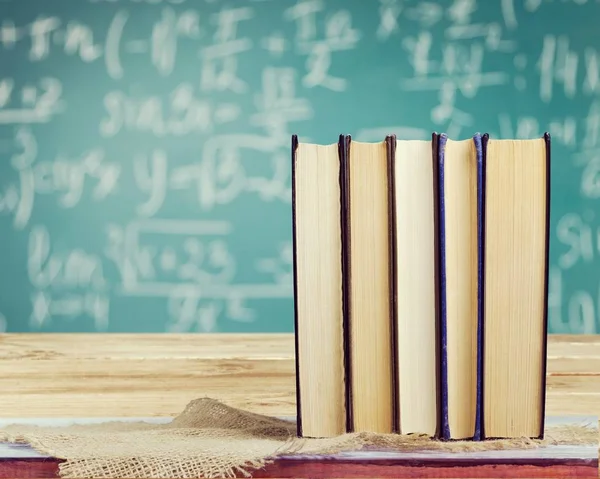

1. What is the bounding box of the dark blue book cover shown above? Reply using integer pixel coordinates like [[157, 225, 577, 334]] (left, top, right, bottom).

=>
[[438, 133, 484, 441]]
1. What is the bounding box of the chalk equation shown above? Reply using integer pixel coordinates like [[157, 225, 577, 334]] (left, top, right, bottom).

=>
[[549, 267, 600, 335], [0, 1, 360, 94], [0, 127, 295, 232], [0, 77, 64, 124], [551, 210, 600, 334], [24, 220, 291, 331]]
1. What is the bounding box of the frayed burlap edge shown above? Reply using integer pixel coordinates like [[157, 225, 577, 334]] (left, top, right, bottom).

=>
[[0, 398, 597, 479]]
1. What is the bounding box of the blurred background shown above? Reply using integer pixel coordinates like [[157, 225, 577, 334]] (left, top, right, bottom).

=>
[[0, 0, 597, 333]]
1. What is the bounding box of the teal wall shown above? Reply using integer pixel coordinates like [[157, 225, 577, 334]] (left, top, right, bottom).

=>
[[0, 0, 598, 333]]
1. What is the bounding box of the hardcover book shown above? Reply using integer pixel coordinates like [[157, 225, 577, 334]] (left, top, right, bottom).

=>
[[438, 133, 484, 440], [291, 134, 347, 438], [391, 133, 440, 436], [342, 135, 395, 434], [482, 133, 551, 439]]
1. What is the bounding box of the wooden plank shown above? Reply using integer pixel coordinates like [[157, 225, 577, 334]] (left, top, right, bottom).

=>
[[0, 334, 598, 417], [549, 337, 600, 357], [547, 375, 600, 393], [548, 359, 600, 374], [0, 360, 596, 389], [0, 379, 598, 418], [0, 357, 294, 378], [0, 391, 295, 418], [547, 335, 600, 374], [547, 394, 600, 416], [1, 333, 597, 361], [0, 334, 295, 360]]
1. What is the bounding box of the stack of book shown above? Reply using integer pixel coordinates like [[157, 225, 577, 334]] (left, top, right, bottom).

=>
[[291, 132, 550, 441]]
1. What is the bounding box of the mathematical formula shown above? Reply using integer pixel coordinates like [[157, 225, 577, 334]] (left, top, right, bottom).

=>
[[24, 220, 292, 330]]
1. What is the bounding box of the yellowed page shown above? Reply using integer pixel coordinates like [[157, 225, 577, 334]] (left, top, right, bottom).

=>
[[295, 142, 346, 437]]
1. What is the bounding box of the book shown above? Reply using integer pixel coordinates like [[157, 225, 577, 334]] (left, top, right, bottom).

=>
[[390, 133, 440, 436], [482, 133, 551, 439], [438, 133, 483, 440], [291, 134, 347, 438], [343, 136, 395, 434]]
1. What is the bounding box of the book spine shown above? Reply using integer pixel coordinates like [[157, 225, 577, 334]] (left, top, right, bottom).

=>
[[290, 134, 302, 437], [340, 134, 353, 433], [386, 134, 399, 434], [480, 133, 489, 440], [473, 132, 485, 442], [539, 132, 551, 440], [431, 132, 442, 440], [293, 134, 350, 438], [437, 133, 450, 441]]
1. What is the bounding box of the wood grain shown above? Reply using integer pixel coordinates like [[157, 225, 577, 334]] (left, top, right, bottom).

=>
[[0, 334, 598, 418]]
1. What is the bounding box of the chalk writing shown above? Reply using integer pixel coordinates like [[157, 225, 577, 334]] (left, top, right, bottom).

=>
[[548, 267, 599, 334], [99, 83, 240, 137], [0, 77, 64, 124], [250, 66, 313, 142], [1, 10, 206, 80], [28, 225, 106, 290], [151, 8, 200, 76], [547, 267, 564, 333], [26, 226, 109, 329], [166, 292, 256, 332], [284, 0, 359, 91], [376, 0, 401, 41], [556, 212, 599, 270], [2, 128, 120, 229], [131, 144, 291, 216], [104, 219, 234, 295], [568, 290, 597, 334], [261, 32, 287, 57], [29, 291, 110, 330], [255, 241, 293, 286], [199, 7, 254, 93]]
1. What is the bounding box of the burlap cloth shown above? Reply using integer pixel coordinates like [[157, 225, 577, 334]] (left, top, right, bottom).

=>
[[0, 397, 596, 478]]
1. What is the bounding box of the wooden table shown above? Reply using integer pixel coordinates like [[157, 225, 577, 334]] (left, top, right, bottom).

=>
[[0, 333, 598, 478]]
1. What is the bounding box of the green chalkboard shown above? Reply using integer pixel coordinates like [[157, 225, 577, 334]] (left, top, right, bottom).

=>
[[0, 0, 598, 333]]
